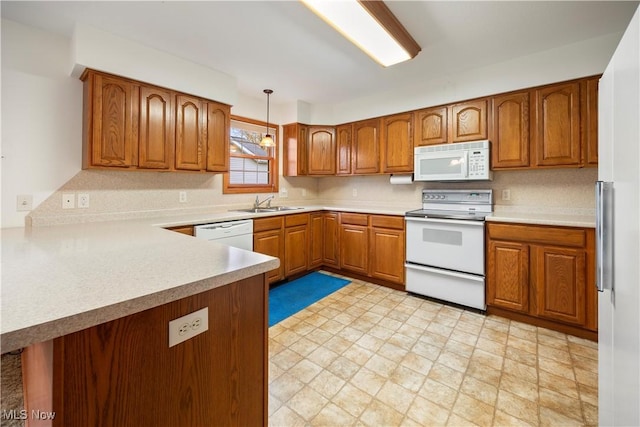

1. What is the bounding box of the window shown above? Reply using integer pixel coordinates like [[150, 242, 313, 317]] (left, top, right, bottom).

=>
[[223, 116, 278, 194]]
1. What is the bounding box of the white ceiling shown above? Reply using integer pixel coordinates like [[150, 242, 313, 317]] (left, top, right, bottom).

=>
[[2, 1, 638, 106]]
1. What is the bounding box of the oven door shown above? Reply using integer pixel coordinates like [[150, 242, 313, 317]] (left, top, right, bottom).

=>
[[405, 216, 485, 275]]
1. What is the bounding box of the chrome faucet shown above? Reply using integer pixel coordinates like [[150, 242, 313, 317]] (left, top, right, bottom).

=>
[[254, 195, 274, 209]]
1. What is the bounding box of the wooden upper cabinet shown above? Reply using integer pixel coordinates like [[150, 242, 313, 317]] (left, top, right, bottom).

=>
[[532, 82, 581, 167], [449, 99, 488, 142], [84, 72, 138, 168], [81, 69, 230, 173], [352, 118, 381, 174], [414, 106, 448, 146], [583, 77, 599, 167], [205, 101, 230, 172], [381, 112, 413, 173], [308, 126, 336, 175], [174, 94, 203, 171], [490, 91, 530, 169], [282, 123, 308, 177], [138, 86, 174, 170], [336, 124, 353, 175]]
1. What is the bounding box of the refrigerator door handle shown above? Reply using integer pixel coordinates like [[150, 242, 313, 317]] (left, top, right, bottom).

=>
[[596, 181, 614, 292]]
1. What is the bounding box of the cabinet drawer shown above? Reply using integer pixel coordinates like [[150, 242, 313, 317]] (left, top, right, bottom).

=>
[[370, 215, 404, 230], [253, 216, 283, 232], [487, 223, 586, 248], [285, 213, 309, 227], [340, 213, 369, 226]]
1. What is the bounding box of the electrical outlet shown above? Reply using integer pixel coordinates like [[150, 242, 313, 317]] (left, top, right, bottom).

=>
[[179, 191, 187, 203], [77, 193, 90, 208], [352, 188, 358, 197], [16, 194, 33, 211], [62, 193, 75, 209], [168, 307, 208, 347], [280, 188, 288, 198], [502, 189, 511, 201], [302, 189, 307, 197]]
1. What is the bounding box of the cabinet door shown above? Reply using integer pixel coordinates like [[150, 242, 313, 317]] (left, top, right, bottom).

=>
[[532, 82, 581, 167], [381, 112, 413, 173], [352, 119, 380, 174], [175, 94, 204, 171], [533, 245, 586, 325], [340, 224, 368, 275], [283, 123, 308, 176], [583, 77, 599, 166], [285, 225, 308, 276], [254, 229, 284, 284], [369, 227, 405, 284], [88, 73, 137, 167], [336, 124, 352, 175], [308, 126, 336, 175], [490, 91, 530, 168], [414, 106, 448, 146], [487, 240, 530, 313], [205, 101, 230, 172], [139, 86, 173, 169], [322, 212, 340, 267], [308, 213, 324, 269], [449, 99, 488, 142]]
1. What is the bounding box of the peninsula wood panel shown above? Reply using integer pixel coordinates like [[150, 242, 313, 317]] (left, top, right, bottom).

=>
[[205, 101, 230, 172], [86, 72, 137, 168], [51, 276, 267, 427], [175, 94, 204, 171], [490, 91, 530, 168], [414, 106, 448, 146], [381, 112, 414, 173]]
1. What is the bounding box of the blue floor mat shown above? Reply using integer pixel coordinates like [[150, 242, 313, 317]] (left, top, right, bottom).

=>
[[269, 272, 351, 327]]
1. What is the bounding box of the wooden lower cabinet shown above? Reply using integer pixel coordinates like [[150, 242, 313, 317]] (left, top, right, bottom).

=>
[[322, 212, 340, 267], [339, 213, 369, 275], [23, 275, 268, 427], [369, 216, 405, 284], [486, 222, 597, 340], [309, 213, 324, 269], [253, 217, 285, 284]]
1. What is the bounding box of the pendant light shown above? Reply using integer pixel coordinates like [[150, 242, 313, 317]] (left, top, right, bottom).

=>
[[260, 89, 275, 147]]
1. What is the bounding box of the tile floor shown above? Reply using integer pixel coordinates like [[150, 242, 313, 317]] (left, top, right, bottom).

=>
[[268, 272, 598, 426]]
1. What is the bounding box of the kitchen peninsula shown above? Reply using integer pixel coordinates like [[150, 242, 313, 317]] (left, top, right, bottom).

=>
[[1, 219, 279, 426]]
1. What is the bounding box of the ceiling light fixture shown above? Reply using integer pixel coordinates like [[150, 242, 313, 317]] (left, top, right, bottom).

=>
[[260, 89, 275, 148], [300, 0, 421, 67]]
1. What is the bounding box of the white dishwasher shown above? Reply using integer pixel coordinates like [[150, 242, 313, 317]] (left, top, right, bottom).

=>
[[194, 219, 254, 251]]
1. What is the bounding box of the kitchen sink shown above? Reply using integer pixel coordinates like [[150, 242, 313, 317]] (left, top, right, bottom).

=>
[[233, 206, 304, 213]]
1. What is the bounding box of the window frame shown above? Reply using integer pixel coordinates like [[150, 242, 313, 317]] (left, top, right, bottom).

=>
[[223, 115, 279, 194]]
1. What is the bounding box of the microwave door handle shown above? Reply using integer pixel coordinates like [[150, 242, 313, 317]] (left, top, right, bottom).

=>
[[461, 152, 469, 178]]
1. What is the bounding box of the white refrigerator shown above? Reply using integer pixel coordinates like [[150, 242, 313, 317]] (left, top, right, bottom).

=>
[[597, 5, 640, 426]]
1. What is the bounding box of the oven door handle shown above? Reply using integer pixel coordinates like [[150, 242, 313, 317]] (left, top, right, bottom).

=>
[[404, 217, 485, 227]]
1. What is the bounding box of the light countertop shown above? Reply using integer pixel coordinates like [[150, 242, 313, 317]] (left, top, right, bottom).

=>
[[0, 220, 279, 353], [1, 202, 594, 353]]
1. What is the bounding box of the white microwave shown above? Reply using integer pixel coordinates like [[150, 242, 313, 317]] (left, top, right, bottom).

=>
[[414, 140, 492, 181]]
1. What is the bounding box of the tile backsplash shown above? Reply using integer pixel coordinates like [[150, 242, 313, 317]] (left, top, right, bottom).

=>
[[27, 167, 597, 226]]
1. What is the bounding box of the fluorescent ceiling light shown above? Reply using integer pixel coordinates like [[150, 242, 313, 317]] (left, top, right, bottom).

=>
[[301, 0, 421, 67]]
